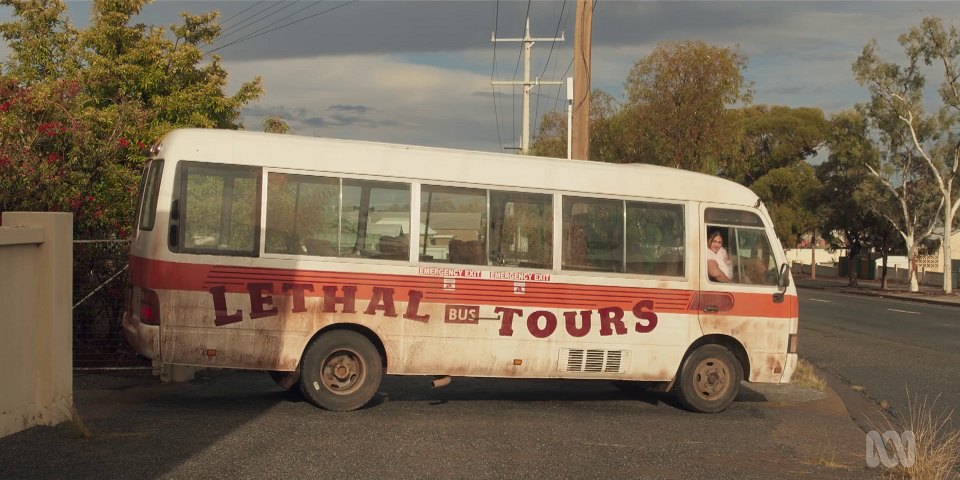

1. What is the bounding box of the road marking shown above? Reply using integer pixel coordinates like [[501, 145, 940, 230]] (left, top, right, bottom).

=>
[[887, 308, 920, 315], [809, 299, 831, 303]]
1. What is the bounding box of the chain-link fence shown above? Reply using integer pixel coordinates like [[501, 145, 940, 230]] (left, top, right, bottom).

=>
[[73, 239, 148, 369]]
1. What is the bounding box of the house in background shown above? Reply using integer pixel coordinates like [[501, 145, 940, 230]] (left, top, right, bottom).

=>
[[915, 228, 960, 273]]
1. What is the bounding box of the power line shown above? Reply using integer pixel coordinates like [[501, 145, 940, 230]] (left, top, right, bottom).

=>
[[511, 0, 532, 81], [533, 0, 568, 142], [206, 1, 357, 55], [214, 1, 331, 49], [506, 0, 532, 149], [220, 0, 266, 27], [491, 0, 504, 151], [552, 58, 574, 113], [218, 1, 268, 29], [219, 2, 291, 40]]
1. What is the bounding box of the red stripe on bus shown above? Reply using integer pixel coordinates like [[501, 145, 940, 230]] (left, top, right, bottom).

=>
[[129, 256, 795, 318]]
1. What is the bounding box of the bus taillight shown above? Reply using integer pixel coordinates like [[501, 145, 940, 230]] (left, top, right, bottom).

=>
[[139, 288, 160, 326]]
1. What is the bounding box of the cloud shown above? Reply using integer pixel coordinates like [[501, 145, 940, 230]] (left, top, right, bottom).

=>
[[225, 52, 503, 150], [5, 1, 960, 152]]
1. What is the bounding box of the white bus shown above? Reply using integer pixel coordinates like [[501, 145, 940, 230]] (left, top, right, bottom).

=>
[[123, 128, 798, 413]]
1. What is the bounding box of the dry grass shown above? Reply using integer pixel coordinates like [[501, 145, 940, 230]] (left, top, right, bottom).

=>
[[883, 394, 960, 480], [791, 358, 826, 391], [806, 453, 848, 469], [54, 402, 92, 439]]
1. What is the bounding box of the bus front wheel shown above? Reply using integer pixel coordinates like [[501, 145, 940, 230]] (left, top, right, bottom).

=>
[[675, 344, 742, 413], [300, 330, 382, 411]]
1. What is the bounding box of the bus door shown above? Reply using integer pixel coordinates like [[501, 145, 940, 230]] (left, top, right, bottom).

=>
[[697, 206, 792, 383]]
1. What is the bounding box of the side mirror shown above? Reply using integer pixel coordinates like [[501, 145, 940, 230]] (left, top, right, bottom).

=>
[[778, 263, 790, 291]]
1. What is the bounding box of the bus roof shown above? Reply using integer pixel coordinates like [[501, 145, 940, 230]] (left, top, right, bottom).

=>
[[156, 128, 762, 208]]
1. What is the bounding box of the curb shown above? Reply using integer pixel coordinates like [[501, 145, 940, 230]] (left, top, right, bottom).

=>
[[812, 362, 891, 435]]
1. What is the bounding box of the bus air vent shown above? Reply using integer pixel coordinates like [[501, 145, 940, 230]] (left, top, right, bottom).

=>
[[559, 349, 629, 374]]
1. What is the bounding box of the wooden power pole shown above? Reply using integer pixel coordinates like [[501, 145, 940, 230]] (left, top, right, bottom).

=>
[[572, 0, 592, 160]]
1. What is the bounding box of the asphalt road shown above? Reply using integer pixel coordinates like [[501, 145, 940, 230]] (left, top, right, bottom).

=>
[[0, 369, 878, 480], [798, 288, 960, 429]]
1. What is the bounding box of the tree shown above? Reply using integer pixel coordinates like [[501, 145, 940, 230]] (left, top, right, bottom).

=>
[[623, 40, 752, 174], [739, 106, 828, 259], [817, 110, 889, 287], [530, 89, 619, 160], [263, 115, 292, 134], [749, 162, 820, 249], [843, 102, 942, 291], [853, 16, 960, 293], [735, 105, 828, 186], [0, 0, 263, 238]]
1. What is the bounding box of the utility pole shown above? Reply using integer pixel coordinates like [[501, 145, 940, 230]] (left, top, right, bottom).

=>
[[492, 17, 564, 154], [572, 0, 592, 160]]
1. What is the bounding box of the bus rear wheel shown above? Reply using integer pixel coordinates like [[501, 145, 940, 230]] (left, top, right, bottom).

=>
[[675, 344, 742, 413], [300, 330, 382, 411]]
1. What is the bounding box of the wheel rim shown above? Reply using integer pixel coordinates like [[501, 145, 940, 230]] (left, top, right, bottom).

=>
[[692, 357, 730, 401], [320, 348, 366, 396]]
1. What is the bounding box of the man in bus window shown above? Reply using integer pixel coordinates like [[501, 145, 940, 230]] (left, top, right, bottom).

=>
[[706, 229, 733, 282]]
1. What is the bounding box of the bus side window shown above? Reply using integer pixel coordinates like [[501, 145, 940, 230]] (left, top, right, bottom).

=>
[[704, 208, 777, 286], [733, 229, 778, 286], [562, 196, 623, 272], [265, 173, 338, 256], [488, 191, 552, 269], [341, 179, 410, 260], [625, 202, 685, 276], [175, 162, 261, 256], [136, 159, 164, 232], [419, 185, 487, 265]]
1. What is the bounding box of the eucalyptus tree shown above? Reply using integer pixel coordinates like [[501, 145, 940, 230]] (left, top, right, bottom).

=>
[[835, 105, 941, 291], [853, 16, 960, 293]]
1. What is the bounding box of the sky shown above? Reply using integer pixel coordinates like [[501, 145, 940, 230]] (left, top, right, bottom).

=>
[[1, 1, 959, 153]]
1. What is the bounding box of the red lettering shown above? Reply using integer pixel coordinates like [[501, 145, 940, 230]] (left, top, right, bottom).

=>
[[248, 283, 278, 319], [283, 283, 314, 313], [210, 285, 242, 326], [403, 290, 430, 322], [322, 285, 357, 313], [598, 306, 627, 336], [563, 310, 592, 337], [495, 307, 523, 336], [631, 300, 658, 333], [527, 310, 557, 338], [364, 287, 398, 317]]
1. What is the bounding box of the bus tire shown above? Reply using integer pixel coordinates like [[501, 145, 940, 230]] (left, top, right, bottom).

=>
[[675, 344, 742, 413], [299, 330, 382, 411]]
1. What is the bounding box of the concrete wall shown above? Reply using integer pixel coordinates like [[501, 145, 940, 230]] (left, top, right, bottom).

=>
[[0, 212, 73, 438], [785, 248, 843, 266], [878, 265, 944, 287], [792, 263, 839, 278], [794, 258, 945, 287]]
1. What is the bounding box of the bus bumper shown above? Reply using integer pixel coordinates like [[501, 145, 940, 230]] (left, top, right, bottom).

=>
[[780, 353, 798, 384], [122, 309, 159, 360]]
